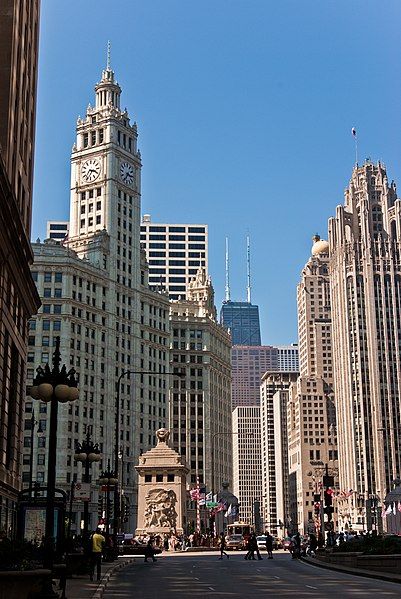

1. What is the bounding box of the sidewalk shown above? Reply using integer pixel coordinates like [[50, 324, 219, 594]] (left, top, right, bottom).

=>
[[301, 555, 401, 584], [64, 557, 135, 599]]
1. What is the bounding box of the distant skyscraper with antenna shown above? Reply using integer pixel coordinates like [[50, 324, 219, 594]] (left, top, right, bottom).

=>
[[220, 235, 261, 345]]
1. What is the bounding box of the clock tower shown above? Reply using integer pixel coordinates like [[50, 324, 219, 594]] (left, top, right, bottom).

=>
[[68, 56, 141, 285]]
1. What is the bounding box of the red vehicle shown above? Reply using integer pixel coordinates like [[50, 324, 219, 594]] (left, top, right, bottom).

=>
[[282, 537, 293, 551]]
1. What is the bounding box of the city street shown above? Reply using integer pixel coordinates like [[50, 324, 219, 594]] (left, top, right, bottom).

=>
[[104, 551, 401, 598]]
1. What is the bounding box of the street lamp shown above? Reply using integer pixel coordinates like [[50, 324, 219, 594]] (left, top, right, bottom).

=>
[[28, 336, 79, 588], [28, 409, 44, 497], [74, 426, 102, 536], [99, 460, 118, 536]]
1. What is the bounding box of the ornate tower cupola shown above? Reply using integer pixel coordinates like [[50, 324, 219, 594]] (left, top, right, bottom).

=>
[[95, 44, 121, 110]]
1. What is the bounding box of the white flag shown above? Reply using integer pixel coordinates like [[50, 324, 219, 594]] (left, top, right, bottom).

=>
[[393, 502, 397, 516], [206, 492, 212, 501], [386, 504, 392, 515], [225, 504, 232, 518]]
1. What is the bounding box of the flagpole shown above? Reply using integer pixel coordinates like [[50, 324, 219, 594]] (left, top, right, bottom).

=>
[[355, 134, 358, 166], [352, 127, 358, 166], [196, 476, 201, 534]]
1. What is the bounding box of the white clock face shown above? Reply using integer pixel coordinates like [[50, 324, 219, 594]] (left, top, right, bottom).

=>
[[81, 159, 101, 182], [120, 162, 134, 185]]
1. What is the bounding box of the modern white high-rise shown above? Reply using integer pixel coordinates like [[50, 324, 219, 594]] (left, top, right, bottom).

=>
[[46, 220, 69, 241], [24, 60, 171, 531], [140, 214, 208, 300], [260, 371, 298, 534], [232, 406, 263, 528]]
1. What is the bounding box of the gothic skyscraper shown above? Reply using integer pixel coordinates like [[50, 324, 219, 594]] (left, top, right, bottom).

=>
[[329, 161, 401, 530]]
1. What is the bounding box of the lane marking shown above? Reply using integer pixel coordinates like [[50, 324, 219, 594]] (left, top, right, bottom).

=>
[[306, 585, 317, 590], [194, 577, 199, 580], [209, 587, 215, 591], [274, 576, 280, 579]]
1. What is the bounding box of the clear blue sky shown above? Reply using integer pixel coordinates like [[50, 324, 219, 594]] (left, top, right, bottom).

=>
[[32, 0, 401, 345]]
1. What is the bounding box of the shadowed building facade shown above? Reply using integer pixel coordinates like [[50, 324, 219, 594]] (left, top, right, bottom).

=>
[[0, 0, 41, 534]]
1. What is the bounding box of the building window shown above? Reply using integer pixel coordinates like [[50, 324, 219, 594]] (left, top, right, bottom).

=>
[[83, 133, 88, 147], [43, 288, 51, 298], [44, 272, 52, 282], [43, 320, 50, 330], [32, 271, 38, 282]]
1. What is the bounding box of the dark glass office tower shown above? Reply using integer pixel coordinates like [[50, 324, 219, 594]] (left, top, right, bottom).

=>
[[220, 300, 261, 345]]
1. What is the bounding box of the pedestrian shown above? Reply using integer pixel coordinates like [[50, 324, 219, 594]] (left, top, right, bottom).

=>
[[253, 533, 263, 560], [245, 532, 260, 560], [265, 531, 274, 559], [244, 534, 253, 560], [308, 533, 317, 556], [144, 537, 157, 563], [89, 528, 105, 582], [291, 532, 301, 559], [218, 532, 229, 560]]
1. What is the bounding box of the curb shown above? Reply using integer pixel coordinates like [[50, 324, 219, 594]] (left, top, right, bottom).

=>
[[300, 555, 401, 585], [91, 558, 135, 599]]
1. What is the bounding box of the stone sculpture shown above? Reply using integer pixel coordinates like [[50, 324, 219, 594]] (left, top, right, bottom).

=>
[[144, 488, 178, 528]]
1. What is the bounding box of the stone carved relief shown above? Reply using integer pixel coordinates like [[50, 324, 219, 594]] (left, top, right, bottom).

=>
[[143, 488, 177, 528]]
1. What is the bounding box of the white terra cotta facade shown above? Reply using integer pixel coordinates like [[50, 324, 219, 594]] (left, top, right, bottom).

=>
[[135, 429, 189, 536]]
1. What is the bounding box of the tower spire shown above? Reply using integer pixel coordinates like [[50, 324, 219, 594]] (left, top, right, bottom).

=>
[[246, 234, 251, 303], [106, 40, 111, 70], [225, 237, 231, 302]]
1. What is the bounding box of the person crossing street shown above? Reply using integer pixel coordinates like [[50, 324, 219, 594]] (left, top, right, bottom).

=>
[[218, 532, 229, 560]]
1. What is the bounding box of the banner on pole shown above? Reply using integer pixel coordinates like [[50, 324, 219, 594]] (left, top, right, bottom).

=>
[[74, 482, 91, 502]]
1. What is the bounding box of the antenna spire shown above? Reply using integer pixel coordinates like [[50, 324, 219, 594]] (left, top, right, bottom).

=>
[[246, 234, 251, 303], [107, 41, 111, 70], [225, 237, 231, 302]]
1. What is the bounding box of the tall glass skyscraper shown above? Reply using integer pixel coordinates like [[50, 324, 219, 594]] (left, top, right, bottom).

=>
[[220, 300, 261, 345]]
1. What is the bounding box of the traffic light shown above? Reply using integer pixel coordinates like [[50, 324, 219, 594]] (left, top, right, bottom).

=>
[[323, 488, 334, 518]]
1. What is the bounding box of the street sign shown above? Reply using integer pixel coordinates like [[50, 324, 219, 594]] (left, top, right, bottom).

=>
[[74, 482, 91, 502]]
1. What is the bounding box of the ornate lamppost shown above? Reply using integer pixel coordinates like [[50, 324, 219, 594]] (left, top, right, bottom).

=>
[[28, 336, 79, 579], [74, 426, 101, 536], [99, 460, 118, 537], [28, 409, 44, 497]]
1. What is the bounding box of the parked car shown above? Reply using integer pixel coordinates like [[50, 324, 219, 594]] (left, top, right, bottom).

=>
[[226, 534, 245, 550], [256, 535, 269, 549], [118, 538, 162, 556]]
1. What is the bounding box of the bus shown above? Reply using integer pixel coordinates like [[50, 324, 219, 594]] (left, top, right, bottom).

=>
[[226, 522, 253, 537]]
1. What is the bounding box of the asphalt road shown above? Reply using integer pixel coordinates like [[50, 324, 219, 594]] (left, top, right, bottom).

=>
[[104, 550, 401, 598]]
